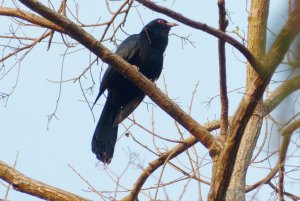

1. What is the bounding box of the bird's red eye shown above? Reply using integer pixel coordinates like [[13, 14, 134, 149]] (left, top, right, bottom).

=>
[[157, 19, 165, 24]]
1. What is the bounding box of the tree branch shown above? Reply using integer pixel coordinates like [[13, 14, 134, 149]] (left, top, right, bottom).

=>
[[0, 7, 64, 33], [246, 119, 300, 194], [121, 119, 222, 201], [0, 160, 90, 201], [135, 0, 264, 76], [268, 182, 300, 201], [217, 0, 229, 137], [17, 0, 220, 155], [263, 12, 299, 73], [245, 162, 281, 192], [276, 119, 300, 200], [263, 75, 300, 116]]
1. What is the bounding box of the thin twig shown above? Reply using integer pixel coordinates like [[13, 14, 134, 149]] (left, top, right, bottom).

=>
[[268, 182, 300, 201], [3, 152, 19, 200], [47, 47, 69, 129], [68, 164, 105, 201]]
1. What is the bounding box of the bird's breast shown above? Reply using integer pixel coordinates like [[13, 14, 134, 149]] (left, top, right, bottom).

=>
[[137, 48, 164, 80]]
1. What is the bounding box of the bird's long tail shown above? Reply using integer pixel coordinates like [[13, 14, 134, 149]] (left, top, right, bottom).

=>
[[92, 93, 119, 164]]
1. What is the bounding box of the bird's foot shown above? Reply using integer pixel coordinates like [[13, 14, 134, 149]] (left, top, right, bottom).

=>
[[132, 65, 139, 72]]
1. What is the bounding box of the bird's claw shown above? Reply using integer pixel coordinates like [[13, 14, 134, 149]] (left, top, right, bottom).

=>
[[132, 65, 139, 72]]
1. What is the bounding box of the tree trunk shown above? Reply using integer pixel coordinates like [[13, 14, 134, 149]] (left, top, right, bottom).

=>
[[225, 1, 270, 200]]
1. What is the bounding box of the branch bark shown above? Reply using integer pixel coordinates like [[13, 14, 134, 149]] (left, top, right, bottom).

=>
[[0, 7, 64, 33], [0, 160, 90, 201], [217, 0, 229, 137], [226, 1, 269, 200], [263, 75, 300, 116]]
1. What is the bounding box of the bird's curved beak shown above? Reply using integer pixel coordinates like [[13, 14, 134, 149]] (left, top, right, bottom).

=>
[[166, 22, 178, 27]]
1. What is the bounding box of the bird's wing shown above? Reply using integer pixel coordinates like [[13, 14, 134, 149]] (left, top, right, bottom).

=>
[[114, 34, 141, 62], [112, 94, 145, 127], [92, 34, 141, 108], [153, 59, 163, 81]]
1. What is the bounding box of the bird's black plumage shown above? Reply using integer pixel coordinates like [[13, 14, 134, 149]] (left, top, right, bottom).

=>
[[92, 19, 177, 164]]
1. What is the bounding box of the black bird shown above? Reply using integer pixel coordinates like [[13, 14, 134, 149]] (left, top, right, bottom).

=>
[[92, 19, 177, 164]]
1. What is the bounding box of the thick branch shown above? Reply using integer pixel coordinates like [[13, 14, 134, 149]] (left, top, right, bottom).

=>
[[136, 0, 264, 76], [0, 160, 89, 201], [263, 12, 299, 73], [0, 7, 64, 33], [225, 1, 269, 200], [18, 0, 220, 154]]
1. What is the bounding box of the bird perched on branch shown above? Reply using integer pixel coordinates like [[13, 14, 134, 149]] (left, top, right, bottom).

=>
[[92, 19, 177, 164]]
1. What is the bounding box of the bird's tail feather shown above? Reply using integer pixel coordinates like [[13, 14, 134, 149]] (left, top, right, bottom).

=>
[[92, 94, 119, 164]]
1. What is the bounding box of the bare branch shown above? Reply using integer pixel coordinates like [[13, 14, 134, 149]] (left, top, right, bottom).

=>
[[0, 7, 64, 33], [3, 152, 18, 200], [246, 119, 300, 194], [135, 0, 264, 76], [68, 164, 105, 200], [99, 0, 132, 42], [121, 119, 222, 201], [263, 75, 300, 116], [245, 163, 281, 192], [268, 182, 300, 201], [217, 0, 229, 137], [263, 12, 299, 73], [0, 30, 52, 64], [0, 160, 90, 201]]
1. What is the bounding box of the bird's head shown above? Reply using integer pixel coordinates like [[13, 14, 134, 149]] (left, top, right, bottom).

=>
[[141, 19, 178, 47], [142, 19, 178, 35]]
